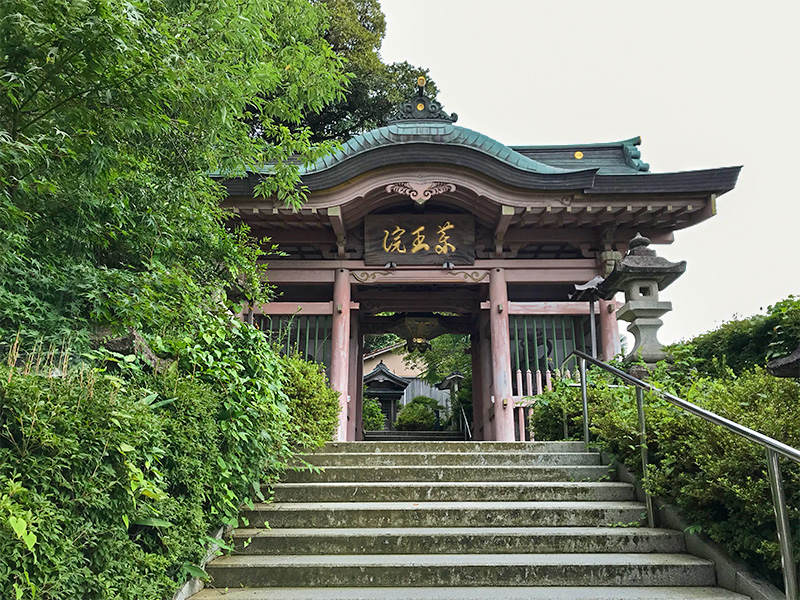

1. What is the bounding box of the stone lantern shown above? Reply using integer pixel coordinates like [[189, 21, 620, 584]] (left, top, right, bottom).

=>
[[599, 233, 686, 365]]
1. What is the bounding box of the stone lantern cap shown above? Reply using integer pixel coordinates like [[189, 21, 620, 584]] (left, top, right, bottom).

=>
[[767, 346, 800, 378], [599, 233, 687, 295], [436, 371, 464, 391]]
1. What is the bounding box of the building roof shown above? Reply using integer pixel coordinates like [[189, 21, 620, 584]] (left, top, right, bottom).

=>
[[301, 122, 574, 177], [512, 137, 650, 175], [363, 342, 405, 362], [217, 83, 741, 239], [222, 114, 739, 198], [363, 361, 410, 389]]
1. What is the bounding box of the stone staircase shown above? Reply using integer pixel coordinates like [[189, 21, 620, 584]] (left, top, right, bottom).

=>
[[363, 430, 465, 442], [196, 441, 749, 599]]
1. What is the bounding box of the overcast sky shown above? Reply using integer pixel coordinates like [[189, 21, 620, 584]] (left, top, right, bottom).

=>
[[379, 0, 800, 344]]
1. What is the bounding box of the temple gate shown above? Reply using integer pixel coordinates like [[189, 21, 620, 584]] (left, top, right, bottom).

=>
[[220, 80, 739, 442]]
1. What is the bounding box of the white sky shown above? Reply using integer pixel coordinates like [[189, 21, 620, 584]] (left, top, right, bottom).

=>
[[379, 0, 800, 344]]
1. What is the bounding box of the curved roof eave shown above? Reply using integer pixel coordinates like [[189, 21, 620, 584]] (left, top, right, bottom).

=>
[[589, 166, 742, 195]]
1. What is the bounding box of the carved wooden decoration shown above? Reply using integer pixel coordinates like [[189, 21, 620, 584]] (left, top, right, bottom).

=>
[[364, 214, 475, 266], [384, 181, 456, 205]]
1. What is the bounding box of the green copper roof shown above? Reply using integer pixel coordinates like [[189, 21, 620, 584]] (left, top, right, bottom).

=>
[[295, 121, 580, 176], [512, 137, 651, 174]]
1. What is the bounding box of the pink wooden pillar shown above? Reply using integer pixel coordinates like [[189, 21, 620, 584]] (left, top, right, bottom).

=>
[[355, 332, 364, 440], [470, 331, 484, 441], [479, 314, 494, 440], [331, 268, 351, 441], [346, 313, 360, 441], [599, 299, 621, 361], [347, 317, 363, 441], [489, 268, 515, 441]]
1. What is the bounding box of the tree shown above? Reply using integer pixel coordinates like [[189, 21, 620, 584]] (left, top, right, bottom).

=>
[[406, 334, 471, 387], [405, 333, 473, 420], [0, 0, 347, 348], [304, 0, 438, 142]]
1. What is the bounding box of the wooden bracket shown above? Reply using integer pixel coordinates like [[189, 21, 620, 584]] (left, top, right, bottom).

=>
[[493, 205, 515, 257], [328, 206, 346, 257]]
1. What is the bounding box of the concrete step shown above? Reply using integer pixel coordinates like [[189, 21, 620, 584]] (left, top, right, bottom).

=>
[[364, 431, 465, 441], [194, 587, 750, 600], [269, 481, 635, 503], [302, 451, 602, 467], [241, 501, 647, 529], [322, 441, 588, 453], [205, 553, 716, 588], [285, 464, 613, 483], [230, 526, 684, 555]]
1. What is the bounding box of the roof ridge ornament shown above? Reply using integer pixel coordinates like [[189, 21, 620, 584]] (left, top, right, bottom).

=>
[[386, 76, 458, 124]]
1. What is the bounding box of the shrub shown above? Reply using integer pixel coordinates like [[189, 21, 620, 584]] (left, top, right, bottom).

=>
[[0, 316, 300, 600], [528, 378, 584, 441], [362, 396, 385, 431], [1, 369, 226, 599], [677, 295, 800, 376], [395, 395, 440, 431], [280, 353, 340, 447], [530, 364, 800, 587]]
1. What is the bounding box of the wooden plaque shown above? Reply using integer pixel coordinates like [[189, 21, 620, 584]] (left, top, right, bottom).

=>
[[364, 214, 475, 266]]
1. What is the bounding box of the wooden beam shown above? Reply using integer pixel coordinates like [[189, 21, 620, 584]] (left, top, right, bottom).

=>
[[504, 266, 599, 283], [247, 227, 336, 245], [265, 269, 336, 283], [507, 301, 601, 315], [494, 205, 515, 256], [248, 301, 336, 315], [327, 206, 346, 257]]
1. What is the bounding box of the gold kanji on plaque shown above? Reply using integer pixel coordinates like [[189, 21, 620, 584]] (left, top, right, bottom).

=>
[[435, 221, 456, 255], [410, 226, 430, 254], [382, 225, 407, 253]]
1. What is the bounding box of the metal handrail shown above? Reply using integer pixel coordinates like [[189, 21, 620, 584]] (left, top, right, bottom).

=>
[[460, 406, 473, 441], [568, 349, 800, 600]]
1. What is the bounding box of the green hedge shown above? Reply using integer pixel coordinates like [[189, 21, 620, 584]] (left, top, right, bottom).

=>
[[682, 296, 800, 376], [395, 395, 440, 431], [0, 317, 338, 600], [362, 396, 385, 431], [280, 353, 340, 446], [531, 365, 800, 586]]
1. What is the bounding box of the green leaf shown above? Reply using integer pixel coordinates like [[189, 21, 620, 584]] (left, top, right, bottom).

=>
[[133, 517, 173, 528], [141, 392, 159, 405], [22, 532, 37, 552], [8, 515, 27, 538], [183, 563, 209, 579], [148, 398, 176, 410], [119, 442, 135, 453]]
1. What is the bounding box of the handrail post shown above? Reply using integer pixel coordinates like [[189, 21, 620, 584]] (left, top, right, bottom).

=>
[[766, 448, 799, 600], [580, 357, 589, 445], [461, 406, 472, 441], [636, 387, 656, 528]]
